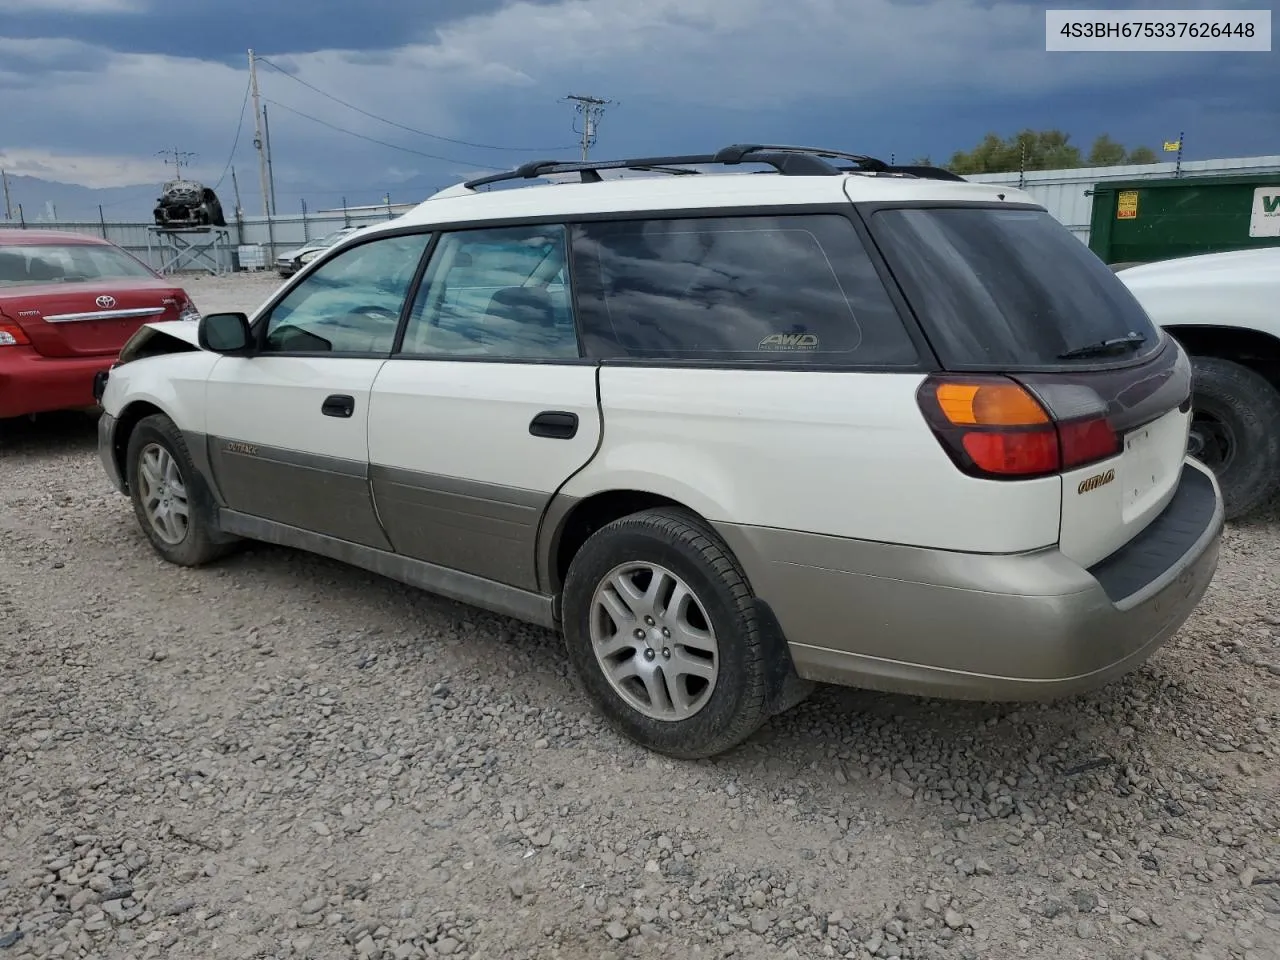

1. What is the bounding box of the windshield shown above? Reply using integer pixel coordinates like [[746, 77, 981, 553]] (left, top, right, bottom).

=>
[[315, 229, 355, 248], [0, 243, 155, 286], [869, 207, 1161, 368]]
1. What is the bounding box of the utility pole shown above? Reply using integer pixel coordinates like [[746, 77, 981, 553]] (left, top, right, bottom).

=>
[[248, 48, 271, 219], [230, 166, 245, 246], [2, 170, 11, 220], [263, 102, 278, 216], [156, 147, 197, 179], [563, 94, 612, 161]]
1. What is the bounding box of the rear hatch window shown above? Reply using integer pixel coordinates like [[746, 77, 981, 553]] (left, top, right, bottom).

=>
[[868, 207, 1162, 369]]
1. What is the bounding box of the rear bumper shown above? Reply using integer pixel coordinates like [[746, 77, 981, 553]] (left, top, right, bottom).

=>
[[0, 347, 113, 419], [714, 457, 1224, 702]]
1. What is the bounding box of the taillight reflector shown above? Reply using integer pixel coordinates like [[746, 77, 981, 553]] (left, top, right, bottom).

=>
[[0, 317, 31, 347], [919, 375, 1120, 480]]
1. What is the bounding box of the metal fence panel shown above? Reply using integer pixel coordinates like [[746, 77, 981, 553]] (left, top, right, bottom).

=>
[[4, 207, 416, 273], [10, 156, 1280, 265]]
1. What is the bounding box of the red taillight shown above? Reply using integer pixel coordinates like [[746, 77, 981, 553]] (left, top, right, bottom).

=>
[[918, 375, 1119, 480], [961, 429, 1060, 475], [1059, 416, 1121, 468], [0, 316, 31, 347]]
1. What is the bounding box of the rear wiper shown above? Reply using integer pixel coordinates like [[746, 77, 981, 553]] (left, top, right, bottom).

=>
[[1058, 333, 1146, 360]]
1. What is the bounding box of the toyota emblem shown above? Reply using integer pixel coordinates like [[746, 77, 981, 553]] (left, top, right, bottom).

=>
[[96, 295, 116, 308]]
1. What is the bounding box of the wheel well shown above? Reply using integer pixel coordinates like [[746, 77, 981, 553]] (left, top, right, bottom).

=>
[[1164, 325, 1280, 391], [111, 401, 165, 491], [552, 489, 690, 591]]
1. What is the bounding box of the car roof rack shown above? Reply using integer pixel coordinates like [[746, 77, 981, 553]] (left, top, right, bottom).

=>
[[439, 144, 964, 197]]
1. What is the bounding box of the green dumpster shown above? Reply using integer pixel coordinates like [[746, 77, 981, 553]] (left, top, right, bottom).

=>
[[1087, 172, 1280, 267]]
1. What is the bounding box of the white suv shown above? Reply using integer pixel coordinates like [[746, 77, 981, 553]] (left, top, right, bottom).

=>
[[95, 144, 1225, 759]]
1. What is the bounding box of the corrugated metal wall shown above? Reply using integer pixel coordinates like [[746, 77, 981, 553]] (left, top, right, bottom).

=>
[[968, 155, 1280, 244], [8, 156, 1280, 267]]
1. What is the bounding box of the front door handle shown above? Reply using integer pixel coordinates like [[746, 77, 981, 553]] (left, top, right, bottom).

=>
[[529, 410, 578, 439], [322, 394, 355, 418]]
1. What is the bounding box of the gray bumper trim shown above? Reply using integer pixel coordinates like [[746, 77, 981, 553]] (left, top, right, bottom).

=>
[[98, 412, 125, 494], [712, 458, 1224, 702]]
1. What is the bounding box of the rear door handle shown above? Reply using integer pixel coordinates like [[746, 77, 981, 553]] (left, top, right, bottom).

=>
[[322, 394, 355, 418], [529, 410, 578, 439]]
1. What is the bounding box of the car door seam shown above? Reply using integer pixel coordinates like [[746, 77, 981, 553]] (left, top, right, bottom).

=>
[[366, 358, 396, 546], [533, 361, 606, 604]]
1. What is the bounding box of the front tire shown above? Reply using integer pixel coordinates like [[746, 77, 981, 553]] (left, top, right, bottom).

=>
[[561, 508, 773, 759], [125, 413, 232, 567], [1187, 356, 1280, 520]]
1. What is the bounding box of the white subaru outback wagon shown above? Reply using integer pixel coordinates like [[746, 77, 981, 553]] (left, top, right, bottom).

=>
[[96, 144, 1225, 759]]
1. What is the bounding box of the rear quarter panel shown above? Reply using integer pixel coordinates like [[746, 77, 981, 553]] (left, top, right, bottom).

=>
[[566, 367, 1062, 553]]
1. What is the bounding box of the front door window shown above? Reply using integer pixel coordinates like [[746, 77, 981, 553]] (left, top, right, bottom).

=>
[[261, 232, 432, 355]]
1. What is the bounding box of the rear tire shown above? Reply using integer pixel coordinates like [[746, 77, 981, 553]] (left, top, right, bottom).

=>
[[561, 508, 773, 759], [125, 413, 233, 567], [1188, 355, 1280, 520]]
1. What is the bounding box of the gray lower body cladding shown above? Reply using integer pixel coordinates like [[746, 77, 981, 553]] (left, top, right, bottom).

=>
[[713, 458, 1223, 701], [368, 465, 545, 592], [207, 438, 393, 551], [98, 412, 126, 493], [101, 423, 1223, 702]]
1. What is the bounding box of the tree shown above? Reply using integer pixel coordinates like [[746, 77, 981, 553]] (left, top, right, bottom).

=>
[[944, 129, 1160, 173], [947, 129, 1083, 175], [1088, 134, 1128, 167]]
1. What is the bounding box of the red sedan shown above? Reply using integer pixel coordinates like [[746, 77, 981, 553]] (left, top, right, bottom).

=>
[[0, 229, 200, 419]]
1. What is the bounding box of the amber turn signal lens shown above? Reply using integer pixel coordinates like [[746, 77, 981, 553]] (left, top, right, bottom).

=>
[[934, 382, 1050, 427]]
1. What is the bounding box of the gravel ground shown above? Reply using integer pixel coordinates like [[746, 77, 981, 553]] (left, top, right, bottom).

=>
[[2, 272, 1279, 960], [182, 271, 288, 317]]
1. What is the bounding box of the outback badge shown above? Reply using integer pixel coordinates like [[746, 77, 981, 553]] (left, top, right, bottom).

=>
[[1077, 468, 1115, 494]]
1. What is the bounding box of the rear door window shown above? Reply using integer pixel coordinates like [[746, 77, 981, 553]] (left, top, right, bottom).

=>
[[569, 214, 919, 365], [399, 225, 579, 359], [868, 207, 1161, 368]]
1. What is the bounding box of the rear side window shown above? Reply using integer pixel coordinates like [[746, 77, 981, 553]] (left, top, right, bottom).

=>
[[869, 207, 1161, 368], [570, 214, 918, 365]]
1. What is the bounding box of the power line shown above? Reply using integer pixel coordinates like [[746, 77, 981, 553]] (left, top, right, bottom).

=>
[[563, 94, 612, 161], [213, 74, 252, 191], [156, 147, 197, 178], [262, 98, 505, 169], [255, 56, 577, 154]]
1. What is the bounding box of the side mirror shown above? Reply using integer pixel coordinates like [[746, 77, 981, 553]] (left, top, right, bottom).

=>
[[197, 312, 253, 354]]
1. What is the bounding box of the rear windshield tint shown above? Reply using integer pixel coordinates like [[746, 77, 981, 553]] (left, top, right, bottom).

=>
[[869, 207, 1161, 367]]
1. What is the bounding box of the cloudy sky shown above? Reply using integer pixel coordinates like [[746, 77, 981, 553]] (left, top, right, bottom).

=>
[[1, 0, 1276, 217]]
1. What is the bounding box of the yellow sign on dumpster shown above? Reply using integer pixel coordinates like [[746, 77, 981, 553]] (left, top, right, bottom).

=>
[[1117, 190, 1139, 220]]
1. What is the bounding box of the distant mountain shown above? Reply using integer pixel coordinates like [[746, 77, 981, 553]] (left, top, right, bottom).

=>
[[0, 170, 451, 226], [0, 173, 165, 224]]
